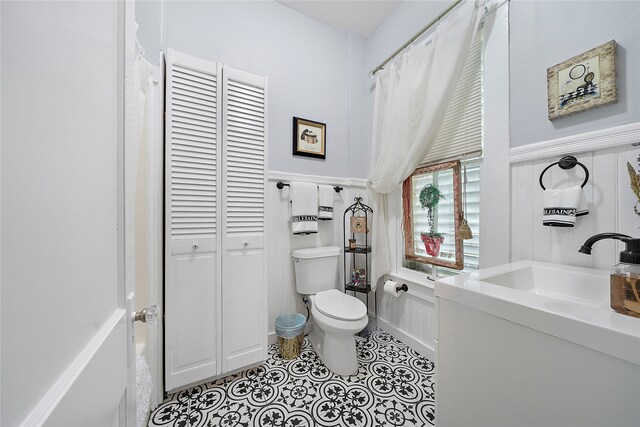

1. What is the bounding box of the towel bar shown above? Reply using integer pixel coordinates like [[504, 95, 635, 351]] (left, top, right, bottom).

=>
[[276, 181, 343, 193], [539, 156, 589, 190]]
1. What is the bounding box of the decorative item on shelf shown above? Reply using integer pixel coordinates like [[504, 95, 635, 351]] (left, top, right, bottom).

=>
[[626, 157, 640, 218], [292, 116, 326, 159], [350, 216, 367, 234], [348, 238, 357, 250], [547, 40, 617, 120], [420, 183, 445, 257], [351, 268, 366, 289], [457, 165, 473, 240]]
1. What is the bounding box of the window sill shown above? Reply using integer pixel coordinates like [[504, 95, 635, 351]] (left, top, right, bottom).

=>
[[386, 267, 438, 297]]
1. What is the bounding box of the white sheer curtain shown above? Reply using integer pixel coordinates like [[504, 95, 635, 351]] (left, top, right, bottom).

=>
[[368, 0, 483, 288]]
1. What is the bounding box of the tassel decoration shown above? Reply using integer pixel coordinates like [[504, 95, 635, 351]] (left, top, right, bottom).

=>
[[458, 214, 473, 240]]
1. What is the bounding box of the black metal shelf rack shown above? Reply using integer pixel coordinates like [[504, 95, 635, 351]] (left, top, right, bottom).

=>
[[343, 198, 375, 317]]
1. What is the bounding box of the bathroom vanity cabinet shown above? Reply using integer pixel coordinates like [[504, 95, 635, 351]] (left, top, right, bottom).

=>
[[163, 49, 268, 391], [435, 261, 640, 427]]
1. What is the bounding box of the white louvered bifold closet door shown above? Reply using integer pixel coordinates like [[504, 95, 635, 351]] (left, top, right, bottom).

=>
[[221, 66, 268, 372], [164, 49, 222, 391]]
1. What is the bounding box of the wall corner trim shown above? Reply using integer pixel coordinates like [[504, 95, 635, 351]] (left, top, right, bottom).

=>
[[510, 121, 640, 164]]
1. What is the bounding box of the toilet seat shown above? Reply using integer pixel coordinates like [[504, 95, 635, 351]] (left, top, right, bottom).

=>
[[314, 289, 367, 321]]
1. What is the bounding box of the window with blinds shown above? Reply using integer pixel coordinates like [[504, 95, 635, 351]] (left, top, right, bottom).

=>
[[403, 160, 480, 274], [402, 25, 483, 275], [420, 25, 483, 166]]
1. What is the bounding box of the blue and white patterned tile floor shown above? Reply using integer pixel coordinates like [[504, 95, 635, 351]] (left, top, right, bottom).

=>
[[148, 329, 436, 427]]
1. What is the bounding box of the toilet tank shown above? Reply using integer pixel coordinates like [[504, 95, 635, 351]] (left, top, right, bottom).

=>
[[292, 246, 340, 295]]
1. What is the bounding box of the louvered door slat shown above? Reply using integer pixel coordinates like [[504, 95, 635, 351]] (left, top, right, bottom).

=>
[[172, 124, 217, 141], [228, 101, 263, 115], [173, 116, 216, 131], [172, 144, 216, 156], [173, 100, 216, 116], [223, 69, 265, 236], [173, 69, 217, 89], [227, 145, 264, 159], [228, 110, 265, 125], [172, 137, 216, 149], [172, 150, 216, 163]]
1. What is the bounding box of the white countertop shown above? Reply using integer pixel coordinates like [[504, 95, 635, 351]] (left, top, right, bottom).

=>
[[435, 260, 640, 365]]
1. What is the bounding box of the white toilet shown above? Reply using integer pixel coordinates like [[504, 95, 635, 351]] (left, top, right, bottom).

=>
[[292, 246, 368, 376]]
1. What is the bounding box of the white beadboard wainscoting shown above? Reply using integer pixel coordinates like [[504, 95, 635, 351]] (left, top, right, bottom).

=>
[[511, 122, 640, 270], [266, 171, 369, 344], [377, 275, 436, 361]]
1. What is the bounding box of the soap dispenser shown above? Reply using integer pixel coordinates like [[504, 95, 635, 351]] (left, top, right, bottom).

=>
[[579, 233, 640, 318]]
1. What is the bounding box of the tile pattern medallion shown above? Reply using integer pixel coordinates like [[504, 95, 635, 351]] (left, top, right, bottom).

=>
[[148, 329, 436, 427]]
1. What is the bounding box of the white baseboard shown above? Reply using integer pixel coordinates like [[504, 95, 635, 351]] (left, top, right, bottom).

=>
[[268, 332, 277, 346], [377, 318, 435, 361]]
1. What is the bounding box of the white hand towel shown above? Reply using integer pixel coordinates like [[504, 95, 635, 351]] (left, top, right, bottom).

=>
[[542, 185, 588, 227], [576, 189, 589, 217], [291, 182, 318, 235], [318, 185, 334, 220]]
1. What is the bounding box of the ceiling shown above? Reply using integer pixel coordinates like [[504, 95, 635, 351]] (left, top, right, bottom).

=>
[[277, 1, 401, 38]]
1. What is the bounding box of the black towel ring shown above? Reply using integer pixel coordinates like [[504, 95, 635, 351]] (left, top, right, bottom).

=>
[[539, 155, 589, 190]]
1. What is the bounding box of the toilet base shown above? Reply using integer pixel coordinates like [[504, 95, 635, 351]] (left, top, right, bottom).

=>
[[309, 323, 361, 376]]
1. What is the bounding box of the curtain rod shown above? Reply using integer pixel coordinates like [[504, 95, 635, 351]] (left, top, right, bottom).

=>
[[369, 0, 510, 76], [369, 0, 464, 76]]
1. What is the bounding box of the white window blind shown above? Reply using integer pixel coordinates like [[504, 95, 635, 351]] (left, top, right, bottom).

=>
[[421, 25, 483, 166]]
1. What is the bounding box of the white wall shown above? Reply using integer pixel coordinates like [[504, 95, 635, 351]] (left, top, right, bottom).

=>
[[509, 0, 640, 268], [509, 0, 640, 147], [511, 131, 640, 270], [347, 32, 369, 179], [266, 172, 369, 341], [160, 0, 352, 178]]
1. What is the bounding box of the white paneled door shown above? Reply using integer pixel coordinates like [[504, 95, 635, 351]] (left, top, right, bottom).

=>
[[165, 51, 267, 391], [222, 67, 267, 373], [165, 49, 222, 391], [1, 1, 136, 426]]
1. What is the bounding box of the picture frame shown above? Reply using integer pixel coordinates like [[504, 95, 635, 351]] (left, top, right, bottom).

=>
[[402, 160, 464, 270], [350, 216, 367, 234], [547, 40, 617, 120], [293, 117, 326, 159]]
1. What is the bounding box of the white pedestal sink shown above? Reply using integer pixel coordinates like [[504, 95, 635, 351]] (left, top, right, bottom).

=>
[[435, 260, 640, 427]]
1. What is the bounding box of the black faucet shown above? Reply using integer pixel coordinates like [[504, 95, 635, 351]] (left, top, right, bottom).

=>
[[578, 233, 632, 255]]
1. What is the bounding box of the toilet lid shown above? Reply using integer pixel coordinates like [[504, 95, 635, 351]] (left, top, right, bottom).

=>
[[314, 289, 367, 321]]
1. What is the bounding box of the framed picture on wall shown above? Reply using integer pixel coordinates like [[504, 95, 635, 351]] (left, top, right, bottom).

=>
[[547, 40, 617, 120], [293, 117, 326, 159]]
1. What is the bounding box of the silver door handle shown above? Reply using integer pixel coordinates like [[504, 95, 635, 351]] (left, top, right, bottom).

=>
[[134, 305, 159, 325]]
